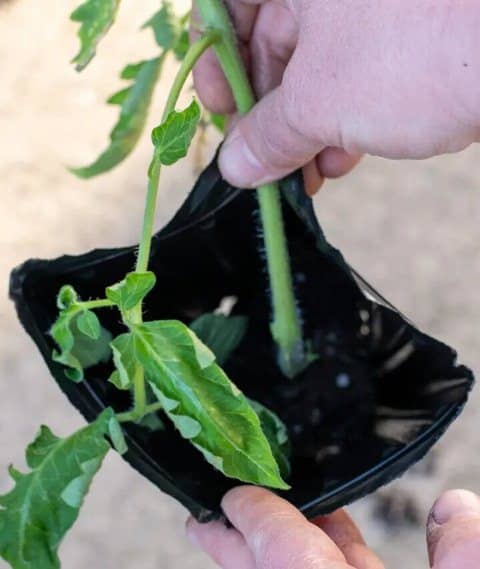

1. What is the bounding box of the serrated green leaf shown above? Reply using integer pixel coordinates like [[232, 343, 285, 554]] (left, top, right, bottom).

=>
[[56, 285, 78, 310], [71, 0, 121, 71], [151, 99, 201, 166], [51, 309, 112, 382], [190, 313, 247, 366], [115, 320, 288, 489], [0, 409, 113, 569], [71, 57, 164, 178], [77, 310, 101, 340], [106, 271, 156, 312], [249, 399, 291, 479]]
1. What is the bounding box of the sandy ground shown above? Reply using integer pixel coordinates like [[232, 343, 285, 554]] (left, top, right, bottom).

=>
[[1, 1, 479, 568]]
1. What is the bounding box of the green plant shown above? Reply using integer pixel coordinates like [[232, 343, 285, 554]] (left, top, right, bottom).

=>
[[0, 2, 313, 567]]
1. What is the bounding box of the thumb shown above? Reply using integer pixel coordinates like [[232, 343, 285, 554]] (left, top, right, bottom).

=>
[[218, 85, 322, 188], [427, 489, 480, 569]]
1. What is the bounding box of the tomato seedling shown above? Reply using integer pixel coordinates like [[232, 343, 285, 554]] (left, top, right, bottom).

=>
[[0, 2, 313, 567]]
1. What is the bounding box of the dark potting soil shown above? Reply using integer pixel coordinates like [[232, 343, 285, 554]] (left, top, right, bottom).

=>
[[10, 157, 474, 520]]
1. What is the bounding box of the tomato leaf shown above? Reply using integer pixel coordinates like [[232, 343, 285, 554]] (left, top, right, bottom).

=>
[[71, 57, 164, 178], [190, 313, 247, 366], [71, 0, 121, 71], [51, 287, 112, 381], [151, 100, 201, 166], [0, 409, 113, 569], [142, 2, 190, 59], [106, 271, 156, 312], [70, 317, 112, 370], [77, 310, 101, 340], [113, 320, 288, 489], [51, 312, 112, 382], [110, 332, 137, 390], [142, 1, 177, 50], [249, 400, 291, 479]]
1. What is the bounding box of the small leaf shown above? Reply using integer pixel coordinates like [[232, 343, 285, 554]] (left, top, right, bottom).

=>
[[151, 99, 201, 166], [142, 1, 177, 50], [107, 416, 128, 455], [71, 0, 121, 71], [122, 320, 288, 489], [0, 409, 113, 569], [51, 308, 112, 382], [56, 285, 78, 310], [190, 313, 248, 366], [70, 318, 112, 369], [77, 310, 101, 340], [106, 271, 156, 312], [108, 370, 128, 390], [249, 399, 291, 479], [71, 57, 164, 178]]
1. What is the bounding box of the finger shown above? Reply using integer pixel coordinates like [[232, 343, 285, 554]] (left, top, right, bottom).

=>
[[427, 490, 480, 569], [186, 517, 256, 569], [302, 159, 324, 196], [315, 148, 363, 179], [313, 510, 384, 569], [219, 84, 324, 188], [191, 2, 259, 114], [222, 486, 349, 568], [250, 1, 298, 96]]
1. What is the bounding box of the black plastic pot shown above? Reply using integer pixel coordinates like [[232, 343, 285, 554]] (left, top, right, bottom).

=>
[[10, 156, 474, 522]]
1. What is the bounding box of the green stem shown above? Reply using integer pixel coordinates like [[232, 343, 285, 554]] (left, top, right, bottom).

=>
[[132, 365, 147, 418], [196, 0, 304, 377], [120, 32, 220, 421], [79, 299, 115, 310], [116, 402, 163, 424], [135, 30, 219, 276]]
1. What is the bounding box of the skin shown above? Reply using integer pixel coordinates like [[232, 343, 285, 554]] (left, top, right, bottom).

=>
[[186, 487, 480, 568], [192, 0, 480, 194]]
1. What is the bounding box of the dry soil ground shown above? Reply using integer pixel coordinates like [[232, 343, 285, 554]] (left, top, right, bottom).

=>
[[1, 2, 479, 568]]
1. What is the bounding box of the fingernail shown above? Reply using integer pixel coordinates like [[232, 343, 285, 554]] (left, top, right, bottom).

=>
[[219, 131, 271, 188], [432, 490, 480, 525]]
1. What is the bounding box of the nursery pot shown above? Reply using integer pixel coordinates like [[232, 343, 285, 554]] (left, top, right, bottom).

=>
[[10, 155, 474, 521]]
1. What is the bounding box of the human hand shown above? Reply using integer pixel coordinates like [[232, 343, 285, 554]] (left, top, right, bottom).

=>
[[186, 487, 480, 569], [186, 486, 384, 568], [192, 1, 480, 193]]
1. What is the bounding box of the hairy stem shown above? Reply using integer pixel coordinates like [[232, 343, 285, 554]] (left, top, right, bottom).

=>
[[79, 299, 115, 310], [196, 0, 305, 377]]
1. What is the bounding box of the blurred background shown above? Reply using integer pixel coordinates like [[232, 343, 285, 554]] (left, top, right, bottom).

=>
[[1, 1, 479, 567]]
